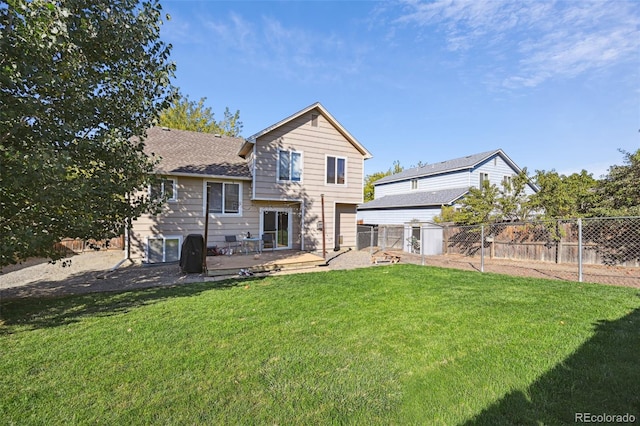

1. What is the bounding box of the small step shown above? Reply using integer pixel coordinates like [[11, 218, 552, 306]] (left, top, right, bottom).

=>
[[206, 253, 326, 277]]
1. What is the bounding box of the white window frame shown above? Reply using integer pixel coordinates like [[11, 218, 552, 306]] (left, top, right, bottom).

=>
[[325, 155, 347, 186], [150, 178, 177, 202], [277, 149, 303, 183], [259, 207, 293, 250], [502, 175, 513, 192], [203, 181, 243, 217], [146, 235, 182, 263], [479, 172, 489, 187], [411, 178, 418, 190]]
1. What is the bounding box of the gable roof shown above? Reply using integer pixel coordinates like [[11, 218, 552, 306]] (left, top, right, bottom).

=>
[[238, 102, 373, 159], [358, 187, 469, 210], [141, 127, 251, 179], [375, 149, 517, 185]]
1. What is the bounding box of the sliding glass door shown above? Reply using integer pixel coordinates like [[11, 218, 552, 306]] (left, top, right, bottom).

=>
[[262, 208, 291, 249]]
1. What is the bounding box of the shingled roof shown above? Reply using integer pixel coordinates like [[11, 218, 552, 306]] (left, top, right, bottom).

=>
[[358, 187, 469, 210], [141, 127, 251, 179], [375, 149, 506, 185]]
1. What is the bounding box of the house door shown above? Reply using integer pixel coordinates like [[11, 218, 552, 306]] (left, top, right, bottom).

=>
[[261, 208, 291, 249], [334, 203, 356, 250]]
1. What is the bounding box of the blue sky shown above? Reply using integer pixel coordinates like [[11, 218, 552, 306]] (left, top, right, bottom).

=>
[[160, 0, 639, 178]]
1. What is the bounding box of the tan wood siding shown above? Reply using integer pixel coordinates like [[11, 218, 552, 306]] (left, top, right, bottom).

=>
[[131, 107, 369, 259], [253, 113, 364, 203], [130, 176, 260, 261], [252, 112, 366, 251]]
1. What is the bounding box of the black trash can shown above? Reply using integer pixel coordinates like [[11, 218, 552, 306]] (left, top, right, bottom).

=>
[[180, 234, 204, 273]]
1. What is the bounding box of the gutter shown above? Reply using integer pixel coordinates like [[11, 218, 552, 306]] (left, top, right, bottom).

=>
[[157, 171, 252, 181]]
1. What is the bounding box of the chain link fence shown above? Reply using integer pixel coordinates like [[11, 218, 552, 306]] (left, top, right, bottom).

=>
[[443, 217, 640, 283], [443, 217, 640, 268], [356, 218, 640, 285], [357, 225, 404, 251]]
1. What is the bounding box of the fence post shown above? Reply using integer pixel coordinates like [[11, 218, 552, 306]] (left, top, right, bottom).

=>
[[443, 225, 448, 255], [369, 226, 374, 256], [556, 219, 562, 264], [480, 224, 485, 273], [578, 218, 583, 282], [382, 226, 387, 251], [421, 225, 425, 266]]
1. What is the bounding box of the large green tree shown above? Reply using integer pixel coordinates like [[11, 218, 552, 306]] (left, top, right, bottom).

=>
[[594, 148, 640, 216], [442, 170, 535, 225], [529, 169, 599, 219], [451, 180, 501, 225], [158, 92, 243, 136], [0, 0, 175, 266], [496, 169, 534, 222]]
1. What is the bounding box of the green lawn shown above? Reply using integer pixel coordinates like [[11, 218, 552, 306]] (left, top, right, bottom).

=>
[[1, 265, 638, 425]]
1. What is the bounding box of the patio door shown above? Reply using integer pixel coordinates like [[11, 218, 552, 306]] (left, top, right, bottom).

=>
[[261, 208, 291, 249]]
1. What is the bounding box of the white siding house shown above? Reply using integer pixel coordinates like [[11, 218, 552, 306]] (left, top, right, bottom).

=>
[[357, 149, 537, 252]]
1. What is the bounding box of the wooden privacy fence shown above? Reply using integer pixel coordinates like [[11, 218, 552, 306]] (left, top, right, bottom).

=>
[[54, 236, 125, 253], [443, 217, 640, 268]]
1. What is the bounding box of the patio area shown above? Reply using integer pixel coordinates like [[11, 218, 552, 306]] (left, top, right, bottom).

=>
[[205, 250, 327, 277]]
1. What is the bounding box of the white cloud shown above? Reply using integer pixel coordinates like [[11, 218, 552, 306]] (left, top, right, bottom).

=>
[[202, 12, 258, 54], [393, 0, 640, 88], [198, 13, 366, 83]]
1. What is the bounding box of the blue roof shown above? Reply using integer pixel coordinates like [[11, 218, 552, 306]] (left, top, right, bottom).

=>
[[375, 149, 505, 185], [358, 187, 469, 210]]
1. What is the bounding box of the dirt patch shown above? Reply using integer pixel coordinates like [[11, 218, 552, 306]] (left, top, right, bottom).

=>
[[0, 249, 370, 300], [1, 249, 638, 301], [0, 251, 201, 300], [390, 251, 640, 288]]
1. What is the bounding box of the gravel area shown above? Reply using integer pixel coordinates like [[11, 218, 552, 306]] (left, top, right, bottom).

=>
[[0, 249, 374, 300], [1, 248, 637, 300], [1, 251, 194, 300]]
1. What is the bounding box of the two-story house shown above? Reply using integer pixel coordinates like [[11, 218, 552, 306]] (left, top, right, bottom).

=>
[[357, 149, 537, 252], [129, 103, 372, 263]]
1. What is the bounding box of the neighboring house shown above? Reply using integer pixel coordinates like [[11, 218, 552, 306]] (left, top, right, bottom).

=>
[[357, 149, 537, 253], [130, 102, 372, 263]]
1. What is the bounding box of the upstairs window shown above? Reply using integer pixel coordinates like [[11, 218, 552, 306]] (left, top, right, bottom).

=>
[[206, 182, 241, 215], [326, 156, 346, 185], [502, 175, 513, 192], [479, 172, 489, 187], [278, 150, 302, 182], [150, 178, 176, 201], [411, 179, 418, 190]]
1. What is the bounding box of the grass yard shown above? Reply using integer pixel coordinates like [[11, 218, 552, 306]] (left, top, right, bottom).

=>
[[1, 264, 639, 425]]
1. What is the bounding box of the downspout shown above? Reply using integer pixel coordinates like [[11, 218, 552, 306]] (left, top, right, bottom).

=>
[[252, 142, 257, 200], [124, 193, 131, 261], [202, 186, 210, 273], [301, 200, 305, 251], [321, 194, 326, 259], [124, 218, 130, 261]]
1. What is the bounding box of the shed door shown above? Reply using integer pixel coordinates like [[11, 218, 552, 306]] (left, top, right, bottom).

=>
[[423, 226, 443, 255]]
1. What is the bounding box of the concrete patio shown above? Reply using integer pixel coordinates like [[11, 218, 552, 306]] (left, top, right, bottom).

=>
[[205, 250, 327, 277]]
